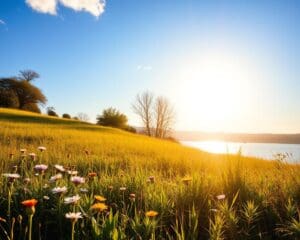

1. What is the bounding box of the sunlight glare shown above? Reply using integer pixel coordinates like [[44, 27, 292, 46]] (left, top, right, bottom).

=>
[[176, 50, 257, 131]]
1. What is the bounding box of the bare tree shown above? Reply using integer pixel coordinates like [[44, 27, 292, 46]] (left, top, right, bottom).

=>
[[132, 91, 154, 136], [132, 91, 175, 138], [77, 112, 90, 122], [154, 96, 175, 138], [18, 70, 40, 82]]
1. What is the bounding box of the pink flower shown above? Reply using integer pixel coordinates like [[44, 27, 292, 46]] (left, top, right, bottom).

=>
[[70, 176, 85, 185]]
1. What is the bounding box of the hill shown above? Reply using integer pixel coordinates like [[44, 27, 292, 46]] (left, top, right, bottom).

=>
[[175, 131, 300, 144], [0, 108, 300, 239]]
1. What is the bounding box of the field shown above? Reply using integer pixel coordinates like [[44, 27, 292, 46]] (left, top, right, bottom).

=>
[[0, 108, 300, 240]]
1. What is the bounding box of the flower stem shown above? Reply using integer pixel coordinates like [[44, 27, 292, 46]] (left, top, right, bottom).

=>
[[71, 221, 75, 240], [7, 188, 11, 222], [28, 214, 33, 240]]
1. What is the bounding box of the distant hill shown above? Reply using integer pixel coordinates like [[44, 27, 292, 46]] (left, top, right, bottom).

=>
[[174, 131, 300, 144]]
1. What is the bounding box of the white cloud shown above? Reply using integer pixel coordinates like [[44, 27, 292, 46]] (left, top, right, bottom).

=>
[[26, 0, 57, 15], [60, 0, 105, 17], [0, 19, 6, 25], [25, 0, 105, 17]]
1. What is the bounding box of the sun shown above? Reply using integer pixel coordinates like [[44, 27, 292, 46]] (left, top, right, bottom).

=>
[[175, 51, 255, 132]]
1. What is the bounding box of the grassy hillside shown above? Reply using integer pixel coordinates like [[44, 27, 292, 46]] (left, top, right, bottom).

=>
[[0, 108, 299, 240]]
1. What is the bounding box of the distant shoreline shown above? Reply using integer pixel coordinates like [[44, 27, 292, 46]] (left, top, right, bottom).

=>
[[174, 132, 300, 144]]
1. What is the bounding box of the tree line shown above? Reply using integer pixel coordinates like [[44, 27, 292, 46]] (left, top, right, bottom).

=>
[[0, 70, 175, 138]]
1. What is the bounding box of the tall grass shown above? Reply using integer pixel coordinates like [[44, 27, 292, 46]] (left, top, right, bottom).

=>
[[0, 108, 300, 239]]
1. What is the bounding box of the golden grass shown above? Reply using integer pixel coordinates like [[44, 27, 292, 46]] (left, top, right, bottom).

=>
[[0, 108, 300, 239]]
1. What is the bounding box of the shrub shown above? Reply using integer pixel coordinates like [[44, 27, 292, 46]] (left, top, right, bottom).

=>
[[97, 107, 128, 129], [47, 107, 58, 117], [62, 113, 71, 119]]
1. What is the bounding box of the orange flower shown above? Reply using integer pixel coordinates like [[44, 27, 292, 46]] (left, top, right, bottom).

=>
[[145, 210, 158, 217], [21, 199, 38, 208], [94, 195, 106, 202], [88, 172, 97, 178], [90, 203, 108, 212]]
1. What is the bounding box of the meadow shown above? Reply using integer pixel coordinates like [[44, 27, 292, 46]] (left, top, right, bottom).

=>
[[0, 108, 300, 240]]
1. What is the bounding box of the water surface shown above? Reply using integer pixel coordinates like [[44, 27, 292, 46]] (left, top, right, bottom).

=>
[[181, 141, 300, 163]]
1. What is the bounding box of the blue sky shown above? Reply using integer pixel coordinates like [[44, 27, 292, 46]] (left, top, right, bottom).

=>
[[1, 0, 300, 133]]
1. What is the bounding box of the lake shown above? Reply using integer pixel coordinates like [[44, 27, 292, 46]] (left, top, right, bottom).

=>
[[181, 141, 300, 163]]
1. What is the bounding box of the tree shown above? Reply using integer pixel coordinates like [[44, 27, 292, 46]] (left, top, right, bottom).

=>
[[0, 88, 19, 108], [22, 103, 41, 113], [11, 80, 46, 109], [132, 91, 175, 139], [153, 96, 175, 138], [0, 77, 46, 112], [62, 113, 71, 119], [77, 113, 89, 122], [18, 70, 40, 82], [97, 107, 128, 129], [132, 91, 153, 136]]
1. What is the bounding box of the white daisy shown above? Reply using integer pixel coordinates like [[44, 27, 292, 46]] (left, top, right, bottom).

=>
[[64, 195, 80, 204]]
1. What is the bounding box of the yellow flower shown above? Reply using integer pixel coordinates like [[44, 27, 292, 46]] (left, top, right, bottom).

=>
[[94, 195, 106, 202], [90, 203, 108, 212], [145, 210, 158, 217]]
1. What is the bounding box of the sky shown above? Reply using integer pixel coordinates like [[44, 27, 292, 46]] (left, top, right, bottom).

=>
[[0, 0, 300, 133]]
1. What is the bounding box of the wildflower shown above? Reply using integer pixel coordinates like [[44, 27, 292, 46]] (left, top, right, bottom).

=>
[[148, 176, 155, 183], [66, 212, 82, 240], [64, 195, 80, 205], [34, 164, 48, 172], [28, 153, 36, 160], [94, 195, 106, 202], [80, 188, 88, 193], [90, 203, 108, 212], [37, 146, 46, 152], [67, 170, 78, 176], [120, 187, 126, 192], [43, 196, 50, 200], [216, 194, 226, 200], [22, 199, 37, 240], [65, 212, 82, 222], [3, 173, 20, 181], [129, 193, 136, 201], [70, 176, 85, 185], [145, 210, 158, 217], [52, 186, 67, 195], [20, 149, 27, 154], [21, 199, 38, 210], [54, 164, 65, 172], [88, 172, 97, 178], [108, 185, 113, 191], [182, 177, 192, 185], [49, 173, 63, 182]]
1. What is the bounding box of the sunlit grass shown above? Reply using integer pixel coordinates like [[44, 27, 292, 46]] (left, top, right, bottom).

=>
[[0, 108, 300, 239]]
